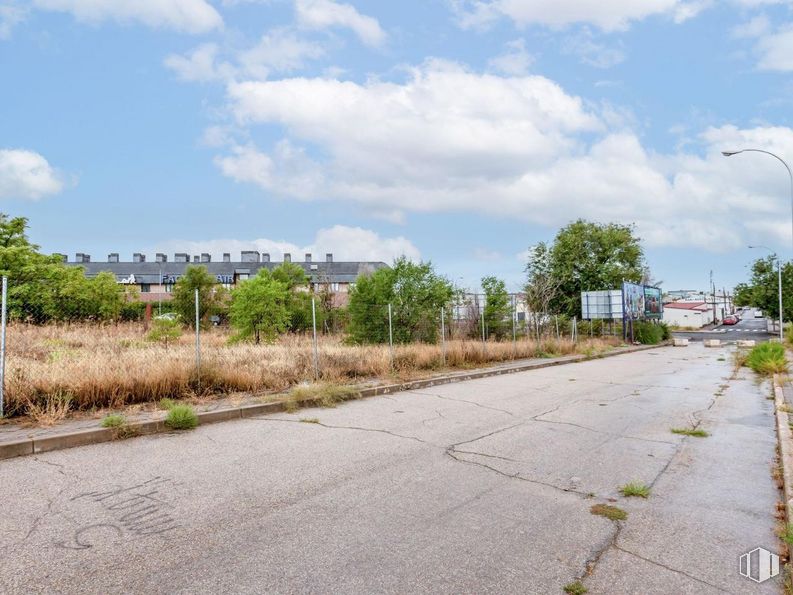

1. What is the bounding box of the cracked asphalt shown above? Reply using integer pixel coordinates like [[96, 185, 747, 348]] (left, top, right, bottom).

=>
[[0, 345, 781, 594]]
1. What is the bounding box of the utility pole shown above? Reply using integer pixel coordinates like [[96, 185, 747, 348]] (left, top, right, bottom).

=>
[[710, 270, 717, 324]]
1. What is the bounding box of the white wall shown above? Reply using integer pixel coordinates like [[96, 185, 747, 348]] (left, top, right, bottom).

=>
[[663, 308, 711, 328]]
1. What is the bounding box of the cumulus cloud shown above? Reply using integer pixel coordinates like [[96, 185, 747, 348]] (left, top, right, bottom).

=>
[[0, 149, 65, 200], [488, 39, 534, 75], [154, 225, 420, 263], [212, 59, 793, 252], [295, 0, 386, 46], [32, 0, 223, 34], [0, 2, 27, 39], [451, 0, 706, 32]]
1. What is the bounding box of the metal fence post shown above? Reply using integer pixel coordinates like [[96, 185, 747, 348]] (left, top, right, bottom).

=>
[[440, 306, 446, 366], [555, 315, 560, 340], [311, 297, 319, 380], [0, 276, 6, 418], [511, 295, 516, 358], [388, 303, 394, 368], [194, 288, 201, 391], [480, 306, 486, 354]]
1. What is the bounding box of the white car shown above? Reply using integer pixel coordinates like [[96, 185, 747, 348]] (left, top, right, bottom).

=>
[[754, 310, 763, 318]]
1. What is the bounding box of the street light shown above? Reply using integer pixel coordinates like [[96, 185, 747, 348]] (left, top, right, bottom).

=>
[[722, 149, 793, 257], [749, 245, 783, 341]]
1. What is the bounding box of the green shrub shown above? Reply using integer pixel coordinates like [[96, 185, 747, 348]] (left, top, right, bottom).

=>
[[147, 318, 183, 349], [165, 404, 198, 430], [101, 414, 126, 428], [632, 321, 664, 345], [158, 398, 177, 410], [659, 322, 671, 341], [745, 343, 788, 376]]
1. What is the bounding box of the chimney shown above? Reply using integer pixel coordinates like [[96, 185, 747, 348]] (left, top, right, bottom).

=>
[[156, 253, 167, 263], [193, 255, 199, 263], [223, 253, 231, 263], [175, 253, 189, 263], [75, 253, 91, 263], [201, 253, 211, 263], [241, 251, 260, 263], [262, 253, 270, 263], [326, 253, 333, 263], [133, 253, 145, 263], [284, 253, 291, 263], [305, 253, 312, 263], [108, 253, 119, 263]]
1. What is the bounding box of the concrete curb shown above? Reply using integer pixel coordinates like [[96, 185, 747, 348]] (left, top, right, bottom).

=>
[[773, 375, 793, 526], [0, 343, 666, 461]]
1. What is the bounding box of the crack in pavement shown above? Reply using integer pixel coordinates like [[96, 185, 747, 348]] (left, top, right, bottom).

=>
[[407, 390, 517, 417], [530, 417, 677, 446], [612, 544, 733, 593], [251, 417, 430, 445]]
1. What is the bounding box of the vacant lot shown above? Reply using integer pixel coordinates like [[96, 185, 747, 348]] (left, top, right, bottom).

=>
[[0, 344, 779, 594], [4, 322, 618, 417]]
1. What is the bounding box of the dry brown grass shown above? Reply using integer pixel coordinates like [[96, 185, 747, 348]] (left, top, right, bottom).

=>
[[4, 322, 621, 419]]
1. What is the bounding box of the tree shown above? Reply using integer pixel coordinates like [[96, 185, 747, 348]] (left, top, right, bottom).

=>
[[147, 317, 182, 349], [526, 220, 647, 318], [348, 257, 453, 344], [272, 262, 315, 332], [171, 266, 225, 328], [738, 257, 793, 321], [228, 269, 289, 343], [481, 276, 511, 340]]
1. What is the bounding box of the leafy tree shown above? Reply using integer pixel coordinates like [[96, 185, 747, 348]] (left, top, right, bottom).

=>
[[229, 269, 289, 343], [348, 257, 453, 344], [171, 266, 226, 328], [147, 317, 183, 349], [738, 257, 793, 321], [272, 262, 316, 332], [481, 276, 511, 340], [733, 282, 753, 308], [526, 220, 647, 318]]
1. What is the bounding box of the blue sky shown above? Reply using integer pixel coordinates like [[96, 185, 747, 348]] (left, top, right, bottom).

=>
[[4, 0, 793, 293]]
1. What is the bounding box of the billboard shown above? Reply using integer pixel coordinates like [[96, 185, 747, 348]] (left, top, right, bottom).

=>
[[581, 290, 623, 320], [622, 282, 645, 321], [643, 286, 663, 319]]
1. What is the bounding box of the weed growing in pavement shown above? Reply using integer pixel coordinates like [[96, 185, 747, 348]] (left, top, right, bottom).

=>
[[563, 581, 588, 595], [300, 417, 320, 424], [289, 383, 360, 409], [745, 343, 788, 376], [101, 414, 126, 428], [670, 427, 709, 438], [165, 404, 198, 430], [590, 504, 627, 521], [780, 523, 793, 547], [620, 482, 651, 498]]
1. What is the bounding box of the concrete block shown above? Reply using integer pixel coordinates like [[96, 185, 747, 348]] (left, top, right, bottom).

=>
[[673, 338, 689, 347], [737, 340, 756, 348], [704, 339, 721, 348]]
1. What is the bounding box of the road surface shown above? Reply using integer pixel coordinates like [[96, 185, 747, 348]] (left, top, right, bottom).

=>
[[673, 309, 774, 342], [0, 345, 780, 594]]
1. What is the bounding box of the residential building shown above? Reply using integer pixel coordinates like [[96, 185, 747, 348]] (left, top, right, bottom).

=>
[[62, 251, 388, 307]]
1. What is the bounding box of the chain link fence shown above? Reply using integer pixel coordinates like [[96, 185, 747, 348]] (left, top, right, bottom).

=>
[[0, 280, 624, 419]]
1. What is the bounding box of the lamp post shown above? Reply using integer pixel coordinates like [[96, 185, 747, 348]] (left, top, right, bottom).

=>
[[722, 149, 793, 258], [749, 245, 783, 341]]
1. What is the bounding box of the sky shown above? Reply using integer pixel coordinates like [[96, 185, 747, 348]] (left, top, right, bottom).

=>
[[4, 0, 793, 293]]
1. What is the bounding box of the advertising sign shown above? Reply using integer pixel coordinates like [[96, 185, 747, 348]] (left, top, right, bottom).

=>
[[622, 282, 645, 321], [643, 286, 663, 319]]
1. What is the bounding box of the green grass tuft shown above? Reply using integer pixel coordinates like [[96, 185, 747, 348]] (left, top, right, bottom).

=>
[[780, 523, 793, 547], [300, 417, 320, 424], [619, 482, 651, 498], [158, 398, 177, 410], [590, 504, 627, 521], [563, 581, 588, 595], [745, 343, 788, 376], [165, 404, 198, 430], [101, 414, 126, 428], [289, 383, 360, 409], [670, 427, 709, 438]]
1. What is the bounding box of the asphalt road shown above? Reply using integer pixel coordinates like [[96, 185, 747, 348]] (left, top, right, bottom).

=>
[[673, 309, 774, 342], [0, 346, 780, 594]]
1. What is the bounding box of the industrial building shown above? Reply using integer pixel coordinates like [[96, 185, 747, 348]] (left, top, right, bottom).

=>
[[62, 251, 388, 306]]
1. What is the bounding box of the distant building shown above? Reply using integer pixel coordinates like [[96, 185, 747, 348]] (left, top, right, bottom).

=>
[[662, 301, 714, 328], [62, 251, 388, 307]]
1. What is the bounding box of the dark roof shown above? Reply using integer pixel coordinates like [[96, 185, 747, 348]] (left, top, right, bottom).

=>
[[69, 261, 389, 284]]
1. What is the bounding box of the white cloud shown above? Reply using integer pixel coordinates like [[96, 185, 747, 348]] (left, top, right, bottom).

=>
[[295, 0, 386, 46], [755, 25, 793, 71], [0, 2, 28, 39], [451, 0, 706, 32], [562, 28, 625, 68], [32, 0, 223, 34], [0, 149, 65, 200], [488, 39, 534, 75], [214, 60, 793, 252], [165, 29, 325, 82], [154, 225, 420, 263]]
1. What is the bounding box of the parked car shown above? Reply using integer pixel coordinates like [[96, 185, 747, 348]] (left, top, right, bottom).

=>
[[754, 310, 763, 318], [722, 315, 738, 325]]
